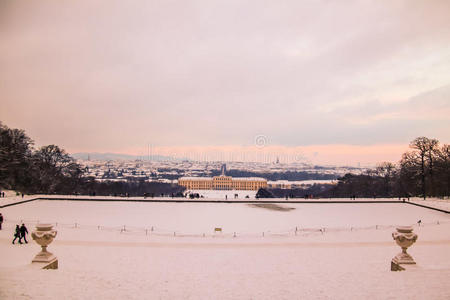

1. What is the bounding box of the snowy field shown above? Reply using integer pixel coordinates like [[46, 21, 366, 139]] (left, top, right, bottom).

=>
[[0, 200, 450, 299], [1, 200, 448, 234]]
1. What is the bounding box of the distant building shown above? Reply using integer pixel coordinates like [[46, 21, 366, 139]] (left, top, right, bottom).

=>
[[220, 163, 227, 175], [178, 175, 267, 191]]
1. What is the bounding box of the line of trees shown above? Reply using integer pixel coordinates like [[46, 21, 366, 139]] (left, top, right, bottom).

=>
[[324, 137, 449, 199], [2, 122, 448, 199], [0, 122, 83, 194], [0, 122, 184, 196]]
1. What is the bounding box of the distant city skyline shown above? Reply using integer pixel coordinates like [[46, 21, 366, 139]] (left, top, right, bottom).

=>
[[72, 143, 407, 167], [1, 1, 449, 166]]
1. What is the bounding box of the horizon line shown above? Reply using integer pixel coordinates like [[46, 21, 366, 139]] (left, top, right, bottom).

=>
[[68, 143, 411, 167]]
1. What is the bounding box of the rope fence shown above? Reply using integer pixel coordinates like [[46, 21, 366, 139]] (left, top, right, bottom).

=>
[[2, 218, 449, 239]]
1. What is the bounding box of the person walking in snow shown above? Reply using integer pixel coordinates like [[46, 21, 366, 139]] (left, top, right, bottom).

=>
[[0, 213, 3, 230], [12, 225, 21, 244], [19, 223, 28, 244]]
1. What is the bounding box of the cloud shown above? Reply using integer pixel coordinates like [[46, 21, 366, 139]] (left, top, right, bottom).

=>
[[0, 0, 449, 160], [325, 84, 450, 123]]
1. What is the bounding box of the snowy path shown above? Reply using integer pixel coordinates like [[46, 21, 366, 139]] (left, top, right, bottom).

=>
[[1, 226, 450, 300]]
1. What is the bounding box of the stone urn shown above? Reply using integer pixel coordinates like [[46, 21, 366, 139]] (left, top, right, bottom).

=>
[[392, 226, 418, 265], [31, 224, 58, 269]]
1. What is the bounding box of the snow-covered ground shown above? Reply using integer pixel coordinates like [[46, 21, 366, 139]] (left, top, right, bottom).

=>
[[410, 198, 450, 212], [1, 201, 448, 234], [0, 200, 449, 299]]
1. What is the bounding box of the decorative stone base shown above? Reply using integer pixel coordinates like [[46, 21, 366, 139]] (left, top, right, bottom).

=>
[[43, 258, 58, 269], [391, 259, 405, 271], [32, 251, 56, 264], [393, 252, 416, 265], [32, 258, 58, 270]]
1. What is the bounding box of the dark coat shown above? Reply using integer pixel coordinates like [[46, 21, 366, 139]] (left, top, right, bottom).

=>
[[20, 225, 28, 236]]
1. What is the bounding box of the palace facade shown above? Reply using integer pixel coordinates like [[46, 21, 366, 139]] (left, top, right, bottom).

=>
[[178, 175, 267, 191]]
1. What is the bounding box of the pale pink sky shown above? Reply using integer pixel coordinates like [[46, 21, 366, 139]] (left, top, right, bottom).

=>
[[1, 1, 449, 165], [120, 144, 408, 166]]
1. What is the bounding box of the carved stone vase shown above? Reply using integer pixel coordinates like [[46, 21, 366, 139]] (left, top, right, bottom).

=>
[[392, 226, 418, 265], [31, 224, 58, 269]]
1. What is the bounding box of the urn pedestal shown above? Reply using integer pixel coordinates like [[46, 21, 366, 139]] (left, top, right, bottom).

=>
[[31, 224, 58, 269], [391, 226, 417, 271]]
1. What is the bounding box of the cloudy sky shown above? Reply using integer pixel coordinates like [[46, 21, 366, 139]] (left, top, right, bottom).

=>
[[1, 0, 449, 165]]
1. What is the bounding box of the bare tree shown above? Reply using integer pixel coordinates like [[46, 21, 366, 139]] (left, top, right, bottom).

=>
[[375, 162, 396, 196], [408, 137, 439, 199], [435, 144, 450, 197], [32, 145, 82, 193], [0, 122, 34, 190]]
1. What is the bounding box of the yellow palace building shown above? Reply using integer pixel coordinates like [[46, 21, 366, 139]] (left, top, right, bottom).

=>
[[177, 175, 267, 191]]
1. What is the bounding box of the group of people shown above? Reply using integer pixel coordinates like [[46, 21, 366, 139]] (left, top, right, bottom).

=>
[[0, 191, 6, 197], [0, 212, 30, 244], [12, 223, 28, 244]]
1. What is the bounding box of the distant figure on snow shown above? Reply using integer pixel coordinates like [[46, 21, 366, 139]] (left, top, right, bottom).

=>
[[0, 213, 3, 230], [20, 223, 28, 243], [12, 225, 21, 244], [417, 220, 422, 226]]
